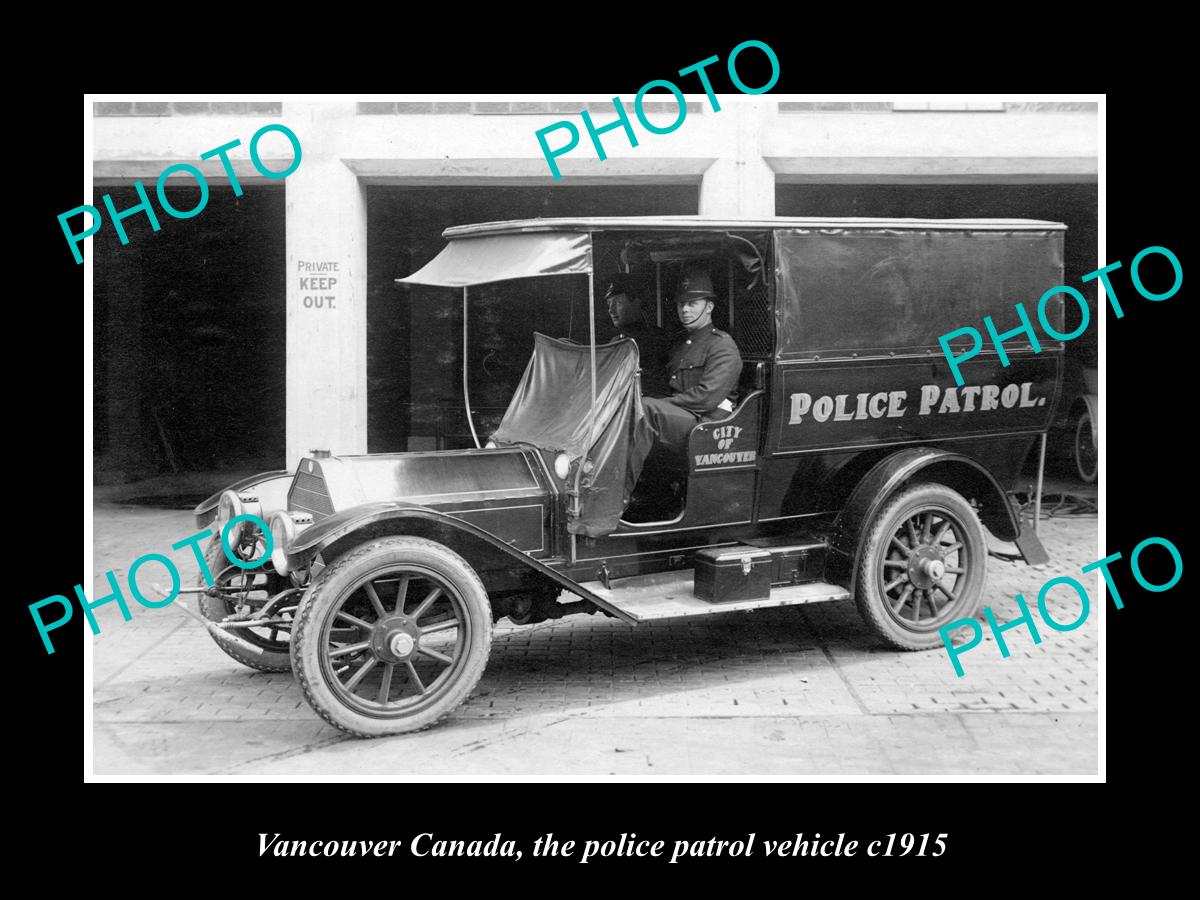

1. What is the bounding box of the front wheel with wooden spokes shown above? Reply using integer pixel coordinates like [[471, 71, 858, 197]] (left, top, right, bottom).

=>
[[290, 536, 492, 737], [855, 482, 987, 650]]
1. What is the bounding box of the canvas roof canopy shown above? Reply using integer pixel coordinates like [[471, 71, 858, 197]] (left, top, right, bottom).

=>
[[396, 232, 592, 287], [396, 216, 1064, 289]]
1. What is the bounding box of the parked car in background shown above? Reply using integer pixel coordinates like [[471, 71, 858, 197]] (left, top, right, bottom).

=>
[[1047, 360, 1097, 484]]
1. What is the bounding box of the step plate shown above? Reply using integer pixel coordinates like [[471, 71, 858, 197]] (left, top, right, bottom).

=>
[[579, 571, 852, 623]]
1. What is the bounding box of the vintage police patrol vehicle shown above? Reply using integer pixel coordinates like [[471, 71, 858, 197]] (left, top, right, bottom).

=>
[[194, 216, 1064, 736]]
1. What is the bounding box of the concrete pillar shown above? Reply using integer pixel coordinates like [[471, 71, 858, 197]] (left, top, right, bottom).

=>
[[283, 101, 368, 464], [699, 101, 776, 217]]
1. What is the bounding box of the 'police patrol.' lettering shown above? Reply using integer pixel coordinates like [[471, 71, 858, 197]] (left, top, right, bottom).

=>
[[789, 381, 1045, 425]]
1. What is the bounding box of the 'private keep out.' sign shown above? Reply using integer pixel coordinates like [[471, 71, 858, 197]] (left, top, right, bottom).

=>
[[298, 260, 339, 309]]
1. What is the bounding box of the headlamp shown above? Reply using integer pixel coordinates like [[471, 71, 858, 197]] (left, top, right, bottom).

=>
[[216, 490, 245, 545], [269, 511, 296, 576], [553, 452, 571, 480]]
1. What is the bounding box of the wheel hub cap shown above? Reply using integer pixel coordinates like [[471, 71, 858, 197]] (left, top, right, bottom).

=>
[[908, 546, 946, 589], [389, 633, 415, 657], [370, 615, 421, 662]]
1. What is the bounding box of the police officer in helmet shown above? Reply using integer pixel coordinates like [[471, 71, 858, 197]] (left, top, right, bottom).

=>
[[642, 263, 742, 448]]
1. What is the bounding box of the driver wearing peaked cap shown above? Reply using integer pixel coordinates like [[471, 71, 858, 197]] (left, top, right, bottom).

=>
[[641, 263, 742, 449], [605, 273, 670, 396]]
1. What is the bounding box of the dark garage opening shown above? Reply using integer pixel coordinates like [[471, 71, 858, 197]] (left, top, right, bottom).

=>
[[93, 185, 286, 488], [366, 184, 699, 452], [775, 183, 1099, 368]]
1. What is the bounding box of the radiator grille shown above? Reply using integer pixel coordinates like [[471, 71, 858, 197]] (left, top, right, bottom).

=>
[[288, 467, 334, 519]]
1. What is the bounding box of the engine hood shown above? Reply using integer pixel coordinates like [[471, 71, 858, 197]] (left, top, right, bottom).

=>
[[287, 447, 551, 522]]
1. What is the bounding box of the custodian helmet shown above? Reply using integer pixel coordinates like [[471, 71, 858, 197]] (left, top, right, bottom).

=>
[[674, 264, 716, 303]]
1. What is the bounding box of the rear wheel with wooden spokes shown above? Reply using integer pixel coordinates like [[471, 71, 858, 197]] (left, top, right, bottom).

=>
[[290, 536, 492, 736], [855, 482, 987, 650]]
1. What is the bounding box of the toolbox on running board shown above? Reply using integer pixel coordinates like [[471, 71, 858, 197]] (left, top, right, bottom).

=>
[[694, 546, 773, 603]]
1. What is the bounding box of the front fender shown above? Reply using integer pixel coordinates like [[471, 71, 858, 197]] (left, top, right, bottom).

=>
[[287, 502, 633, 623], [193, 469, 293, 529]]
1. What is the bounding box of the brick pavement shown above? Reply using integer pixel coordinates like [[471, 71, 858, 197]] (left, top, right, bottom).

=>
[[90, 504, 1099, 777]]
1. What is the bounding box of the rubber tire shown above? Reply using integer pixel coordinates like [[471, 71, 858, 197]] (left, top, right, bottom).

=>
[[854, 482, 987, 651], [197, 536, 293, 673], [290, 536, 492, 737], [1073, 407, 1097, 484]]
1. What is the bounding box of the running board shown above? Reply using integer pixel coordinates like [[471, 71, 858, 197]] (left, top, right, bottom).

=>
[[578, 570, 851, 623]]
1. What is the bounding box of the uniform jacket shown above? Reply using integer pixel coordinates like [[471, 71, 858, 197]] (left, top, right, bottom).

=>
[[616, 321, 671, 397], [663, 323, 742, 415]]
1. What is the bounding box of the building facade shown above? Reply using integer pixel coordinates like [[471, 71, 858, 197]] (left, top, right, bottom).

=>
[[91, 98, 1097, 484]]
